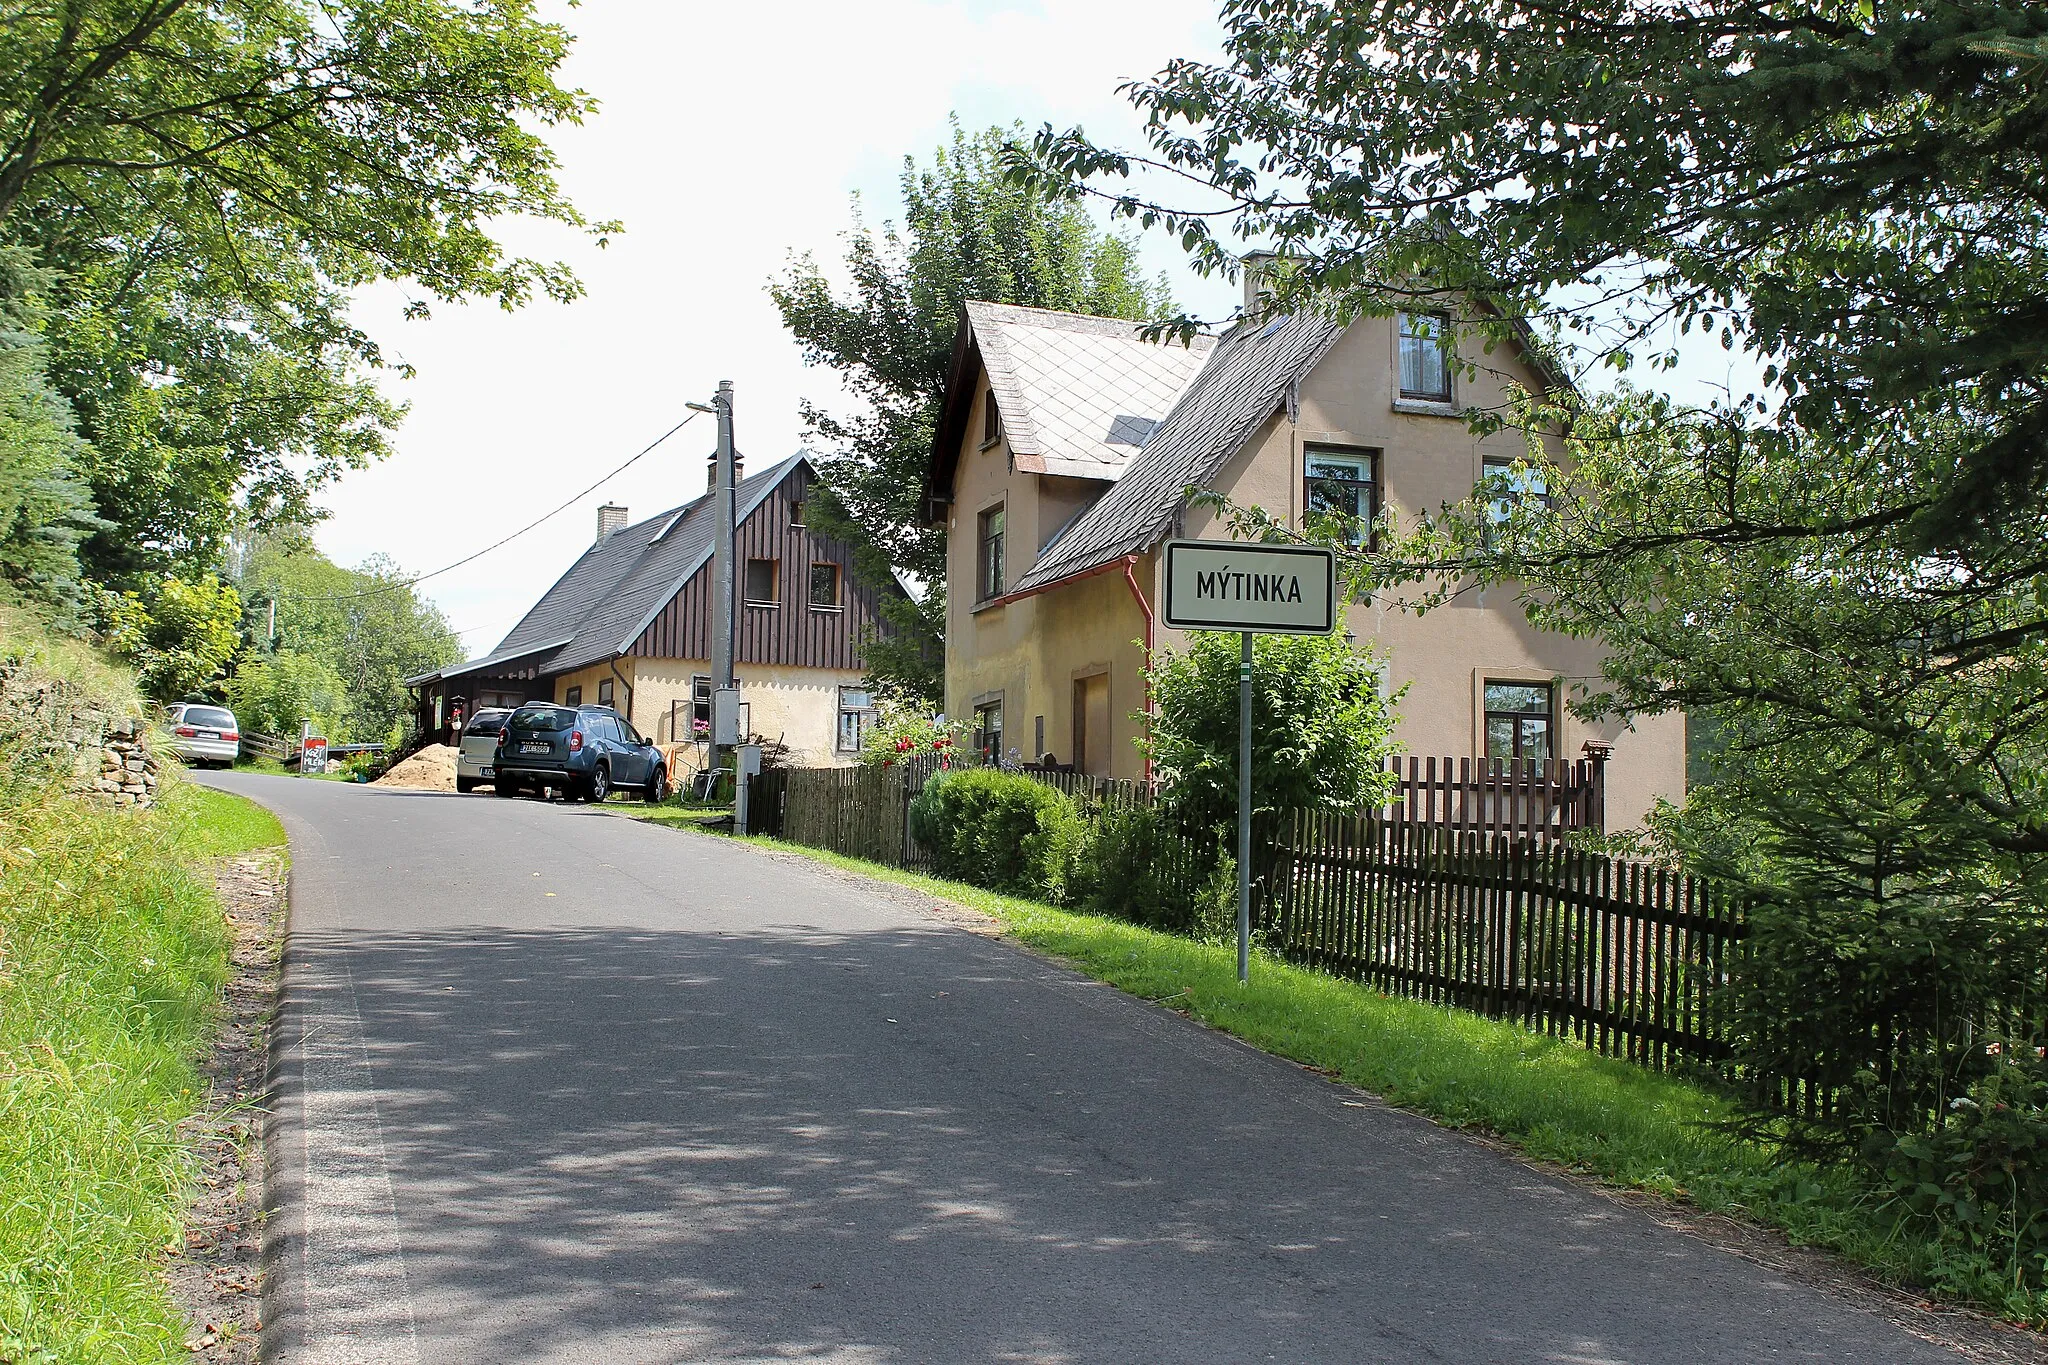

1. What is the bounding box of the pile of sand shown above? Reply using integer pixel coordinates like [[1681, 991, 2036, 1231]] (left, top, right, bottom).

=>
[[371, 743, 458, 791]]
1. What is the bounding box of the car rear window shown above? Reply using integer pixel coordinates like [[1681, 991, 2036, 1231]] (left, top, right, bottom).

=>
[[183, 707, 234, 728], [465, 711, 509, 737], [509, 706, 577, 733]]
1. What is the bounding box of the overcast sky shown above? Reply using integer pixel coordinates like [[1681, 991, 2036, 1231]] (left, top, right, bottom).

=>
[[316, 0, 1239, 656]]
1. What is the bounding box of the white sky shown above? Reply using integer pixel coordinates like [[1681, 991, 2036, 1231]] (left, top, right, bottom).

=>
[[317, 0, 1239, 656], [314, 0, 1750, 658]]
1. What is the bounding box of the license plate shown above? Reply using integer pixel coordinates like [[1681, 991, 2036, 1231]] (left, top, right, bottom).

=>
[[519, 742, 550, 754], [197, 730, 220, 739], [480, 766, 495, 777]]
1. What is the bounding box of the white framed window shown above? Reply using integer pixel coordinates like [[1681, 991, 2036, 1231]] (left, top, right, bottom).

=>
[[1399, 312, 1453, 402], [837, 686, 873, 753], [1304, 448, 1379, 547]]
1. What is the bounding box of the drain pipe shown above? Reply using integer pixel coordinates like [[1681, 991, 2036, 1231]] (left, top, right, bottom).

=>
[[1122, 556, 1156, 787]]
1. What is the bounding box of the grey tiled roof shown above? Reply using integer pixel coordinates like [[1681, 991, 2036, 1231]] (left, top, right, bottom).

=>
[[968, 302, 1215, 481], [1010, 312, 1345, 593], [440, 454, 803, 681]]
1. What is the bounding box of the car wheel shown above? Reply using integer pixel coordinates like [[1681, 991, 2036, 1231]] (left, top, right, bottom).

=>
[[588, 764, 610, 803], [643, 766, 667, 803], [495, 779, 522, 797], [456, 777, 475, 794]]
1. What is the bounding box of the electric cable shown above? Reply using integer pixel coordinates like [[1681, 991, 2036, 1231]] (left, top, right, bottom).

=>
[[269, 409, 706, 605]]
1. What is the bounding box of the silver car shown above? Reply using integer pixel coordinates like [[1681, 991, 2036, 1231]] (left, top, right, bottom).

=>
[[168, 703, 241, 768], [455, 708, 512, 793]]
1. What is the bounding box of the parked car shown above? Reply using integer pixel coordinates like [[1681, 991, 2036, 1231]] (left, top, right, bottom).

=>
[[166, 703, 241, 768], [455, 707, 512, 794], [493, 703, 668, 803]]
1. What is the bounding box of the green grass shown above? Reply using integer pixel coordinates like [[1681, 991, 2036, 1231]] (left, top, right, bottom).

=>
[[227, 753, 352, 782], [636, 820, 2048, 1326], [0, 769, 287, 1361], [160, 780, 289, 862]]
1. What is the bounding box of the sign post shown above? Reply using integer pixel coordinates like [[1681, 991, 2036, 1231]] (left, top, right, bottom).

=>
[[1163, 540, 1337, 984]]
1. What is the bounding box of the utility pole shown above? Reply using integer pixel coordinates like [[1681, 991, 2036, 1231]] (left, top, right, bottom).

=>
[[708, 380, 738, 787]]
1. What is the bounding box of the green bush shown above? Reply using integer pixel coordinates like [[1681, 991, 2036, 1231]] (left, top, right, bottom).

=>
[[908, 769, 1081, 900]]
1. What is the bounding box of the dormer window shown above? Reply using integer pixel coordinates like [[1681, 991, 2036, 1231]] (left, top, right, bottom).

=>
[[982, 386, 1002, 446], [1399, 312, 1453, 403]]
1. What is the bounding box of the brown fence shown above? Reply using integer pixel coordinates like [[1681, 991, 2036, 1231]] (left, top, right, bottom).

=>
[[1259, 810, 1741, 1071], [1384, 756, 1605, 840]]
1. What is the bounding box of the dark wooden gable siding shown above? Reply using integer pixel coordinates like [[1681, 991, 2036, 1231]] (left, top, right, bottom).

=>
[[627, 462, 892, 670]]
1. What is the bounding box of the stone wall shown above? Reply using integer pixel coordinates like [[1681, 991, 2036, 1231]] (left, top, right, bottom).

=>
[[0, 659, 159, 809]]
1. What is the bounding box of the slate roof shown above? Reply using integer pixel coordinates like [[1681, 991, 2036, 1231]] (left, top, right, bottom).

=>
[[432, 454, 804, 682], [1009, 312, 1345, 594], [966, 302, 1215, 480]]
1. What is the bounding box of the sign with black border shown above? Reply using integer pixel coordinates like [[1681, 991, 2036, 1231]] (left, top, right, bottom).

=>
[[1162, 539, 1337, 634]]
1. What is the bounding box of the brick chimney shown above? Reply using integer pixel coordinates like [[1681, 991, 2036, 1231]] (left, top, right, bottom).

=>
[[596, 503, 628, 543], [706, 451, 746, 492]]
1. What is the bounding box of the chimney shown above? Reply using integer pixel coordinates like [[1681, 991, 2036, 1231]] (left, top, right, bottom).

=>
[[596, 503, 628, 543], [706, 451, 746, 492], [1242, 250, 1281, 314]]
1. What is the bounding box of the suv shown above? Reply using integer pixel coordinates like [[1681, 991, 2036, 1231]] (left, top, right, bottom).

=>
[[455, 707, 512, 794], [167, 703, 240, 768], [493, 703, 668, 803]]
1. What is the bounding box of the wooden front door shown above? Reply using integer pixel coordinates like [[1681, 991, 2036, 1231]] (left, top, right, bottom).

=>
[[1073, 673, 1111, 777]]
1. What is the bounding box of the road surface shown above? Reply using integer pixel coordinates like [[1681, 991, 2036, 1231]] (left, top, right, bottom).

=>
[[204, 772, 1963, 1364]]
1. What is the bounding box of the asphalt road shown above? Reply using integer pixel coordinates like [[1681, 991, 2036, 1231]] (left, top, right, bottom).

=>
[[204, 772, 1963, 1365]]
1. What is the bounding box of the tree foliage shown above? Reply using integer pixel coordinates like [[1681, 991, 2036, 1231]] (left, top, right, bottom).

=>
[[0, 245, 96, 617], [234, 534, 459, 742], [1147, 629, 1400, 835], [0, 0, 611, 586], [96, 571, 240, 701], [771, 120, 1173, 704], [1020, 0, 2048, 552]]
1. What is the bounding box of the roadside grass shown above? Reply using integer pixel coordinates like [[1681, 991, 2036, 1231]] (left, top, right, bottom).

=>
[[228, 753, 350, 782], [630, 818, 2043, 1324], [0, 769, 287, 1362]]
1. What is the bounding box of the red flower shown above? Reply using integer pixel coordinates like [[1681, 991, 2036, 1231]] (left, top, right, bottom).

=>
[[896, 737, 912, 752]]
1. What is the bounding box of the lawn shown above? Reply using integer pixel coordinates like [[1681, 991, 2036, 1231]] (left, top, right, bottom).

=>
[[620, 815, 2047, 1326], [0, 774, 287, 1362]]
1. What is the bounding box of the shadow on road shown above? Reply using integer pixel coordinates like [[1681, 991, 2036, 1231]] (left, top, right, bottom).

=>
[[281, 918, 1944, 1365]]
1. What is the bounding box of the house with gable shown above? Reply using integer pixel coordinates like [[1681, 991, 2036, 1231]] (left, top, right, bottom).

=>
[[924, 292, 1687, 830], [408, 454, 906, 774]]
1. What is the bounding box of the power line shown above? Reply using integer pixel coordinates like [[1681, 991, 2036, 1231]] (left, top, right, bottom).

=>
[[268, 410, 706, 606]]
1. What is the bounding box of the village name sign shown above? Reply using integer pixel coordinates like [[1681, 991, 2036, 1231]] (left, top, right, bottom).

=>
[[1162, 538, 1340, 983], [1163, 539, 1336, 634]]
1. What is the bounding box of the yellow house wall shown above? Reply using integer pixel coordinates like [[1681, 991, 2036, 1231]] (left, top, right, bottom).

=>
[[625, 657, 868, 772], [551, 661, 626, 713], [944, 314, 1687, 828]]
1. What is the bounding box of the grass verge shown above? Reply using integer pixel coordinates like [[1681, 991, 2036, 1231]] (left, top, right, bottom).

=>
[[619, 814, 2046, 1328], [0, 773, 287, 1363]]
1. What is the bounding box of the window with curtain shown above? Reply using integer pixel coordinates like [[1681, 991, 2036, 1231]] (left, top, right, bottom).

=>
[[1399, 312, 1453, 401]]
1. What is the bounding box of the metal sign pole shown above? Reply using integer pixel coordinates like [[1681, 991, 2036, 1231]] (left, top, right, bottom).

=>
[[1237, 629, 1252, 985]]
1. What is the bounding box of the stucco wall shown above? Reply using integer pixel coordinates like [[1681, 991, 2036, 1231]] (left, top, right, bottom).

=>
[[629, 657, 868, 772], [943, 311, 1689, 831]]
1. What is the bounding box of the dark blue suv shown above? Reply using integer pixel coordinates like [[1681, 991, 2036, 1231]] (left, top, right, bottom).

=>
[[493, 703, 668, 803]]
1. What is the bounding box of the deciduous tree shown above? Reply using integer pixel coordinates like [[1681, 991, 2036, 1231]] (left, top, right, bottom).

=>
[[772, 120, 1172, 705]]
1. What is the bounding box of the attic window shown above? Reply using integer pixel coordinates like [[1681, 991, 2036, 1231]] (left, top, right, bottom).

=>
[[650, 508, 688, 543], [982, 386, 1002, 446], [1399, 312, 1453, 402], [789, 498, 804, 528]]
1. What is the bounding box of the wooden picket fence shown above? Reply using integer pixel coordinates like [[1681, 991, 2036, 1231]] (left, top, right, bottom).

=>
[[1383, 755, 1605, 840], [1259, 810, 1742, 1070]]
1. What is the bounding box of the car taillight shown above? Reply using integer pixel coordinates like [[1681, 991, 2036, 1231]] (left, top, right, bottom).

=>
[[569, 729, 584, 753], [220, 731, 238, 742], [174, 725, 197, 737]]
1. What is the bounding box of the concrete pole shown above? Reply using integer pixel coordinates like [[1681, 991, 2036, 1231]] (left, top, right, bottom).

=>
[[708, 380, 736, 786]]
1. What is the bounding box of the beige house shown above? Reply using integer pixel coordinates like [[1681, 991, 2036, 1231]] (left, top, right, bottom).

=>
[[924, 294, 1686, 831], [409, 455, 906, 778]]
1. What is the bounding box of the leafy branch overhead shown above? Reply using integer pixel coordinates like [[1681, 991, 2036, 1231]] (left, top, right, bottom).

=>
[[0, 0, 614, 588], [1015, 0, 2048, 551]]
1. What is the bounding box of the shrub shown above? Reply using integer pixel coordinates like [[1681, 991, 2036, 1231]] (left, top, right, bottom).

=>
[[909, 768, 1080, 900], [1147, 629, 1402, 833]]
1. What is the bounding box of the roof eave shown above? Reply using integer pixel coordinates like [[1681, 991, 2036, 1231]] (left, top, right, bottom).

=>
[[923, 307, 981, 523]]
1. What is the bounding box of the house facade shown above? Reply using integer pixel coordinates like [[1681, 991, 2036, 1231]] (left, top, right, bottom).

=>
[[926, 295, 1687, 831], [409, 456, 902, 774]]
